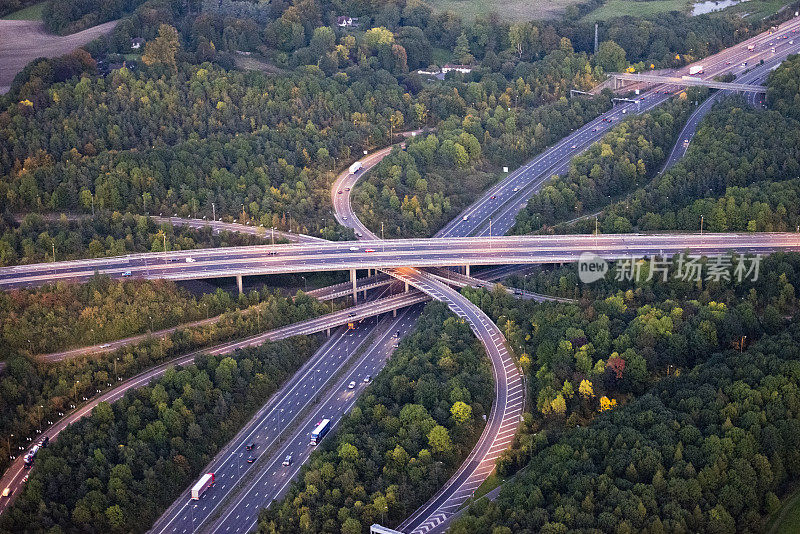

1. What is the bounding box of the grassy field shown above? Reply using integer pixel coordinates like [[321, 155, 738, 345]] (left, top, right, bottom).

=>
[[1, 1, 45, 20], [721, 0, 793, 19], [426, 0, 585, 20], [583, 0, 791, 21], [583, 0, 688, 20], [766, 486, 800, 534]]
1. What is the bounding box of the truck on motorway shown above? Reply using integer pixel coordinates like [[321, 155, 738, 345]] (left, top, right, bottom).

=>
[[748, 44, 755, 51], [190, 473, 215, 500], [688, 65, 704, 75], [310, 419, 331, 445], [349, 161, 363, 174]]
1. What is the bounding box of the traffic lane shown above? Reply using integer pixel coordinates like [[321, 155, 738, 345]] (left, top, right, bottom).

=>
[[0, 348, 202, 514], [152, 282, 403, 532], [150, 322, 376, 534], [208, 306, 423, 534], [442, 33, 800, 239], [3, 234, 800, 287], [389, 270, 522, 534]]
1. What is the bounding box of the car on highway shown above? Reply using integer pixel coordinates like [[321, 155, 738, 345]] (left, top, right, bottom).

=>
[[394, 330, 400, 338], [185, 257, 196, 263], [348, 312, 356, 318], [513, 187, 519, 192], [283, 454, 293, 466], [247, 456, 256, 463], [2, 488, 11, 498], [345, 187, 350, 191], [490, 195, 496, 199], [592, 127, 597, 132], [571, 145, 577, 149], [100, 343, 111, 348], [462, 215, 469, 221], [349, 246, 359, 251], [363, 375, 371, 383], [122, 271, 132, 277], [21, 475, 28, 484], [337, 190, 343, 194], [622, 109, 627, 114], [348, 381, 356, 389], [343, 216, 348, 220], [245, 442, 257, 451], [364, 248, 376, 253], [356, 232, 363, 237]]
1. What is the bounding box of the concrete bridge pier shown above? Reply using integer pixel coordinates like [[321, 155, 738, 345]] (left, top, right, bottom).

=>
[[465, 265, 470, 277], [350, 269, 358, 303], [404, 281, 409, 292], [393, 309, 397, 317], [236, 274, 243, 295]]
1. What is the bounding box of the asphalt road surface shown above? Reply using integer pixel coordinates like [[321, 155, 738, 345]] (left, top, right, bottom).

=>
[[150, 307, 421, 534]]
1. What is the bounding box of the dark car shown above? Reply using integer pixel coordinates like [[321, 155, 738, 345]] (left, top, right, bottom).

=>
[[246, 442, 256, 451], [247, 456, 257, 463]]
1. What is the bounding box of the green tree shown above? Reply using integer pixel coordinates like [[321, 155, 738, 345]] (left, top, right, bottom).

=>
[[142, 24, 180, 72], [595, 40, 627, 73]]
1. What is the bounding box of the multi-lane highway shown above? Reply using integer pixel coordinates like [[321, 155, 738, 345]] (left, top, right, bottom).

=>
[[150, 307, 422, 534], [433, 17, 800, 240], [4, 15, 800, 533], [2, 233, 798, 289]]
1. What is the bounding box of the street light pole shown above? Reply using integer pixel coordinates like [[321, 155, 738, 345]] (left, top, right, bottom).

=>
[[212, 202, 216, 222]]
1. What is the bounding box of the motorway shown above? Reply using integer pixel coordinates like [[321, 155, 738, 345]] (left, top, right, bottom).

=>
[[3, 14, 800, 533], [150, 306, 421, 534], [0, 319, 346, 516], [36, 274, 394, 362], [2, 233, 799, 288], [434, 17, 800, 240], [660, 55, 774, 173], [151, 216, 327, 244]]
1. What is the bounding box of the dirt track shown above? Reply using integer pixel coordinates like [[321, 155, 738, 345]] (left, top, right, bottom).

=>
[[0, 19, 118, 94]]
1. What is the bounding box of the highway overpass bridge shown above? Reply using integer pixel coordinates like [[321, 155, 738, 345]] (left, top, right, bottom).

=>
[[2, 233, 798, 293], [610, 72, 767, 92]]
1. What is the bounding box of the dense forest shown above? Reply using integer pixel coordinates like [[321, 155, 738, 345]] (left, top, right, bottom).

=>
[[353, 60, 612, 237], [450, 323, 800, 533], [513, 94, 697, 233], [464, 252, 799, 474], [555, 57, 800, 235], [1, 277, 254, 355], [0, 336, 320, 534], [0, 211, 267, 266], [0, 287, 327, 477], [257, 302, 493, 533]]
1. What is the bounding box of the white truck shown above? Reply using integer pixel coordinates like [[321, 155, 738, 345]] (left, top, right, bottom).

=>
[[688, 65, 704, 75], [349, 161, 363, 174], [191, 473, 214, 500]]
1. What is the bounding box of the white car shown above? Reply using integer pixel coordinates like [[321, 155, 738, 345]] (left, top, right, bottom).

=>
[[185, 257, 195, 263], [513, 187, 519, 192], [348, 381, 356, 389], [282, 455, 293, 466], [349, 247, 359, 251], [462, 215, 469, 221]]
